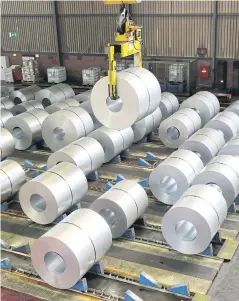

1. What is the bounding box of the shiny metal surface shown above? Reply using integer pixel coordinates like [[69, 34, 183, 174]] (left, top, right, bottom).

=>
[[12, 100, 44, 115], [35, 86, 66, 108], [159, 108, 202, 149], [10, 85, 41, 105], [79, 101, 102, 129], [74, 91, 91, 103], [196, 91, 220, 116], [226, 100, 239, 117], [162, 184, 225, 255], [179, 128, 226, 165], [0, 159, 26, 202], [20, 162, 88, 224], [5, 109, 49, 150], [0, 128, 15, 161], [47, 137, 104, 175], [159, 92, 179, 121], [45, 99, 79, 114], [57, 83, 75, 99], [42, 107, 94, 151], [219, 134, 239, 156], [1, 109, 13, 128], [149, 149, 204, 205], [193, 155, 239, 206], [1, 97, 14, 111]]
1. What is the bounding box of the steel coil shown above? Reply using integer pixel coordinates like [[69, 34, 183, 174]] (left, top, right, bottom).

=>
[[35, 86, 66, 108], [179, 128, 225, 165], [47, 137, 105, 174], [5, 109, 49, 150], [12, 100, 44, 115], [89, 126, 134, 162], [91, 180, 148, 238], [10, 85, 41, 105], [42, 107, 94, 151], [158, 108, 202, 149], [74, 91, 91, 103], [159, 92, 179, 120], [0, 159, 26, 202], [79, 101, 102, 129], [45, 99, 79, 114], [162, 184, 227, 254], [196, 91, 220, 116], [0, 128, 15, 161], [226, 100, 239, 116], [1, 109, 13, 128], [1, 97, 14, 111], [31, 208, 112, 289], [219, 134, 239, 156], [19, 162, 88, 224], [149, 149, 204, 204], [57, 83, 75, 99], [1, 86, 14, 97]]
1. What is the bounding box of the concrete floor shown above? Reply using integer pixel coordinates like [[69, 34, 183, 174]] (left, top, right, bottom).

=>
[[209, 235, 239, 301]]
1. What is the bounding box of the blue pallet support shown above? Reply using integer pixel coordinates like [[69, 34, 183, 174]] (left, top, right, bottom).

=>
[[1, 202, 9, 212], [122, 227, 136, 239], [138, 179, 149, 188], [235, 195, 239, 203], [121, 149, 131, 158], [213, 231, 222, 243], [55, 213, 67, 223], [106, 182, 114, 191], [89, 261, 104, 274], [12, 243, 31, 254], [116, 174, 126, 183], [125, 290, 143, 301], [135, 216, 147, 226], [87, 171, 99, 181], [139, 272, 162, 289], [200, 243, 213, 256], [146, 152, 158, 161], [67, 204, 81, 214], [110, 155, 121, 163], [39, 165, 47, 171], [1, 258, 12, 270], [139, 136, 148, 143], [27, 144, 38, 151], [72, 278, 88, 292], [137, 158, 151, 167], [168, 283, 190, 296], [228, 202, 236, 213], [24, 160, 35, 169], [0, 239, 10, 249]]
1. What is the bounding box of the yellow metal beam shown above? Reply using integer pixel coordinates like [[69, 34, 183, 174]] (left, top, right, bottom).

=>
[[104, 0, 141, 4]]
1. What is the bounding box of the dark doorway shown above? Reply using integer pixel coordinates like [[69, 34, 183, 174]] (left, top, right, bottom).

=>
[[232, 61, 239, 96], [215, 60, 227, 91]]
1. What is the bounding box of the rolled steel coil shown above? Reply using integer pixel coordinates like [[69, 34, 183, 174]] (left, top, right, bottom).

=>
[[1, 97, 14, 111], [45, 99, 79, 114], [31, 208, 112, 289], [180, 94, 216, 125], [79, 101, 102, 129], [89, 126, 134, 162], [132, 107, 162, 143], [193, 155, 239, 206], [57, 83, 75, 99], [90, 68, 159, 130], [1, 109, 13, 128], [5, 109, 49, 150], [47, 137, 105, 175], [19, 162, 88, 224], [90, 180, 148, 238], [159, 92, 179, 121], [226, 100, 239, 116], [179, 128, 226, 165], [158, 108, 202, 149], [204, 111, 239, 142], [74, 90, 91, 103], [162, 184, 227, 254], [149, 149, 204, 205], [1, 86, 14, 97], [12, 100, 44, 115], [218, 134, 239, 156], [196, 91, 220, 116], [42, 107, 94, 151], [0, 159, 26, 202], [10, 85, 41, 105], [0, 128, 15, 161]]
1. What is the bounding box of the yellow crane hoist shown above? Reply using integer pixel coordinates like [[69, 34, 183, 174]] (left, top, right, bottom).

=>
[[104, 0, 143, 99]]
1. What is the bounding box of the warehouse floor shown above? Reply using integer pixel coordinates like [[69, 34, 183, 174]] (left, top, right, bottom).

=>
[[209, 235, 239, 301]]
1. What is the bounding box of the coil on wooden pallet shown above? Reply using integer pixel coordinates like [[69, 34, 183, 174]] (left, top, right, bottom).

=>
[[19, 162, 88, 224], [31, 208, 112, 289], [162, 184, 227, 255], [6, 109, 49, 150], [158, 108, 202, 149], [179, 128, 226, 165], [42, 107, 94, 151], [90, 180, 148, 238], [0, 109, 13, 128], [12, 100, 44, 115], [1, 97, 14, 111], [89, 126, 134, 163], [219, 134, 239, 156], [47, 137, 105, 175], [159, 92, 179, 121], [149, 149, 204, 205], [45, 99, 79, 114], [10, 85, 41, 105], [0, 128, 15, 161], [0, 160, 26, 202], [193, 155, 239, 207]]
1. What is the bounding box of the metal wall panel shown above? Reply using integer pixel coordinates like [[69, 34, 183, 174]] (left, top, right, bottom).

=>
[[132, 1, 171, 14], [1, 1, 52, 15], [217, 16, 239, 58], [135, 15, 212, 57], [59, 15, 116, 53], [1, 16, 56, 52], [218, 1, 239, 13], [171, 1, 213, 14]]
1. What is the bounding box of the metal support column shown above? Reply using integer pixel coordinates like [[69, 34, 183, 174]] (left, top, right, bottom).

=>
[[211, 0, 218, 86], [52, 1, 62, 65]]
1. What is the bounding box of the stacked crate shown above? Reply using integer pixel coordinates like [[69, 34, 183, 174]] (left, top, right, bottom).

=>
[[22, 59, 40, 82], [47, 66, 66, 83], [4, 65, 21, 83], [168, 63, 187, 93], [82, 67, 100, 86]]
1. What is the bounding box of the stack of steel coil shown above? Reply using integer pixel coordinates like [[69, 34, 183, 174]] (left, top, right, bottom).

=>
[[10, 85, 41, 105], [0, 128, 15, 161]]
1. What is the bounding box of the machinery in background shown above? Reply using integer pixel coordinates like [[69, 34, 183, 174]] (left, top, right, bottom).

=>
[[104, 0, 143, 98]]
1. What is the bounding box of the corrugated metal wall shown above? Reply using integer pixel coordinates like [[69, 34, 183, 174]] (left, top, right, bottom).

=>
[[1, 1, 239, 58]]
